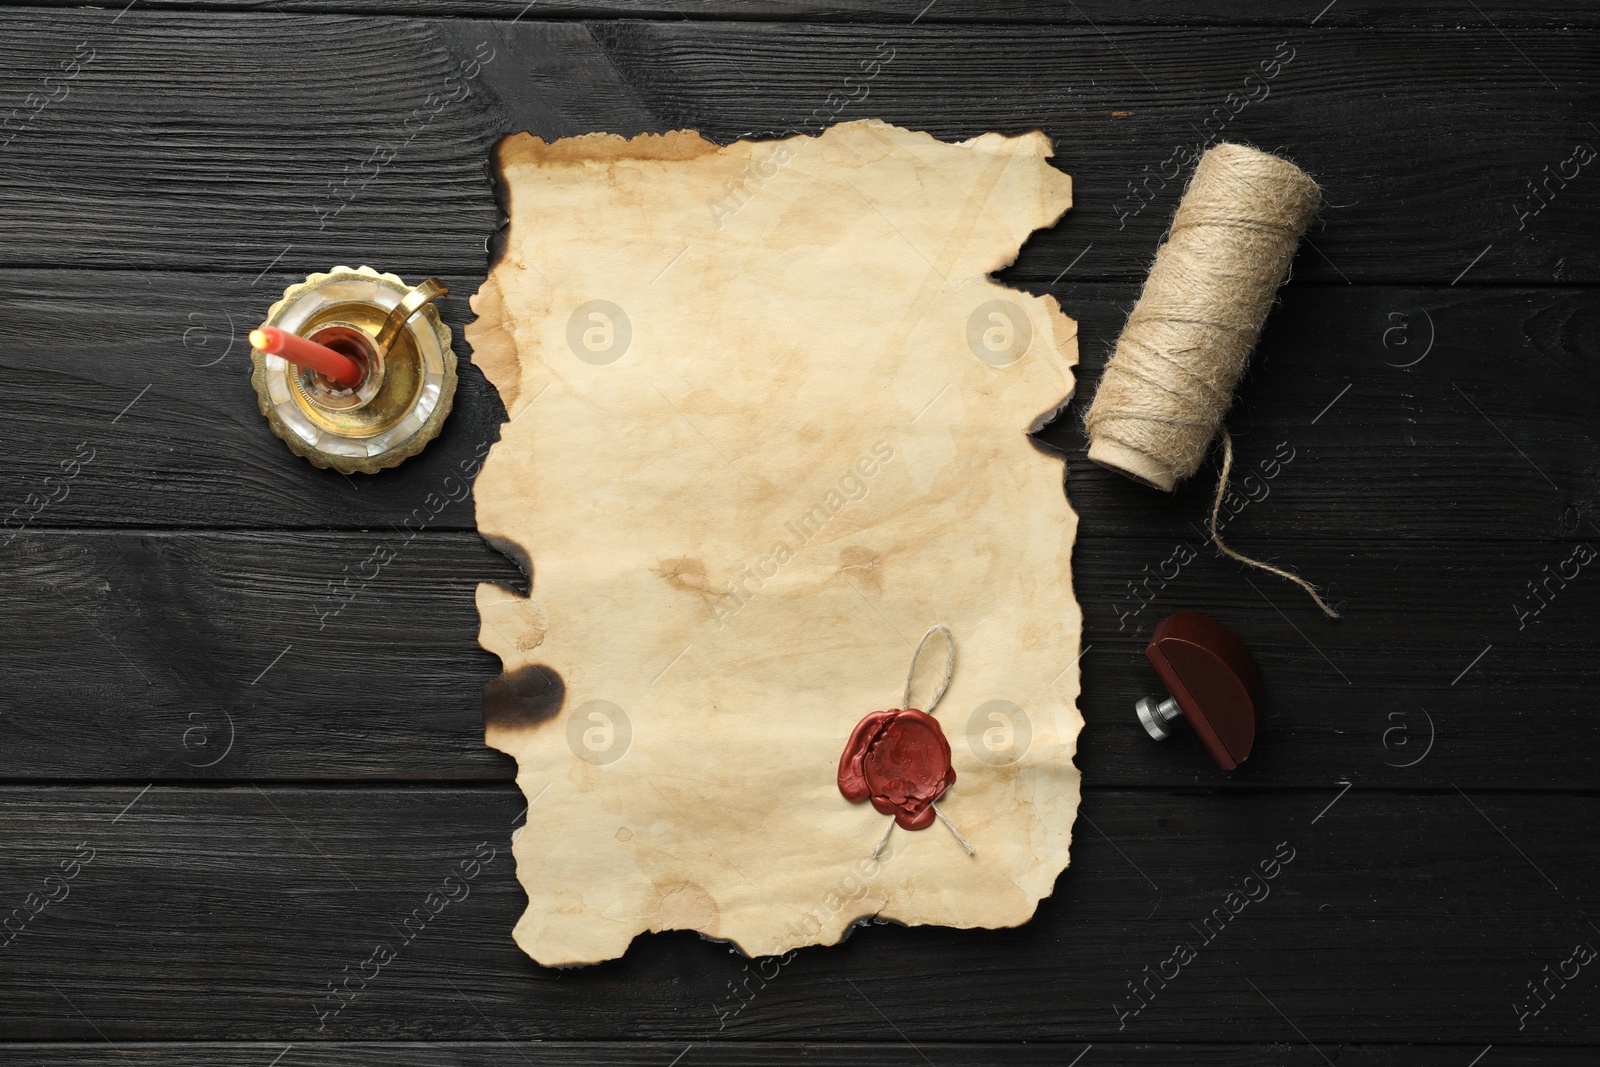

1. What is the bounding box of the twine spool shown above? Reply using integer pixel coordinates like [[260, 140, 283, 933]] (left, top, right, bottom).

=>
[[1085, 143, 1338, 617]]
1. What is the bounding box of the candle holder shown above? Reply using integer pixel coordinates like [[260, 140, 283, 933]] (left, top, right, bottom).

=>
[[251, 265, 458, 474]]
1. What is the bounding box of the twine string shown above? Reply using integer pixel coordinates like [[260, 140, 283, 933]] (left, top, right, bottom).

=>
[[902, 624, 955, 714], [1082, 142, 1337, 616], [931, 802, 976, 855], [1209, 430, 1340, 618], [871, 819, 894, 861], [866, 624, 974, 858]]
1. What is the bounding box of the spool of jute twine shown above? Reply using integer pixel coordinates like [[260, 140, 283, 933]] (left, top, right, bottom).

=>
[[1084, 142, 1339, 618]]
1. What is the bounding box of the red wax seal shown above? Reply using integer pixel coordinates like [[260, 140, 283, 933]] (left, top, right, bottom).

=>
[[838, 709, 957, 830]]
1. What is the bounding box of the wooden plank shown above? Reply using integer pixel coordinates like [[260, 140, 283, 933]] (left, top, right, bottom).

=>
[[1, 4, 1591, 1063], [0, 785, 1594, 1043], [0, 16, 1593, 282], [0, 1042, 1581, 1066], [2, 528, 1595, 787], [4, 0, 1597, 27], [0, 268, 510, 534], [1, 272, 1593, 538]]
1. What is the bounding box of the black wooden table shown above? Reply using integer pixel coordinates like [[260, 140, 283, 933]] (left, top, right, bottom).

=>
[[2, 2, 1597, 1064]]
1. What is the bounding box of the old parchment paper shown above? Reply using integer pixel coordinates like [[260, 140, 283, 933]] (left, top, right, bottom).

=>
[[467, 120, 1082, 966]]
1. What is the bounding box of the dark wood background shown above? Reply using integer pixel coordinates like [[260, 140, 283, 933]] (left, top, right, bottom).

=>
[[2, 1, 1597, 1064]]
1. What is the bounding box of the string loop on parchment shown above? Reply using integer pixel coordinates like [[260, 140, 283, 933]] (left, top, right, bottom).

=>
[[903, 624, 955, 714], [871, 624, 974, 859]]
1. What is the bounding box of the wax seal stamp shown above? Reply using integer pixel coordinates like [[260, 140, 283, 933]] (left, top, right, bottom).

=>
[[1135, 610, 1263, 771], [837, 625, 975, 856], [251, 265, 457, 474], [838, 708, 957, 831]]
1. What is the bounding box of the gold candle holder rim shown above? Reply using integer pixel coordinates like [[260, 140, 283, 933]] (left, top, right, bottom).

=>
[[251, 265, 458, 475]]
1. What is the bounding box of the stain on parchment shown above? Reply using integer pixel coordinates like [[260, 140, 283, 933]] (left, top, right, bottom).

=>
[[838, 545, 883, 595], [656, 557, 715, 594], [653, 881, 721, 933]]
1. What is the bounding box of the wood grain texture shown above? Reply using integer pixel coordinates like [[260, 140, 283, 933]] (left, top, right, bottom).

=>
[[0, 1043, 1587, 1066], [0, 786, 1594, 1044], [0, 16, 1593, 282], [2, 273, 1594, 536], [0, 0, 1595, 1060], [1, 529, 1594, 788], [3, 0, 1598, 26], [0, 524, 1593, 783]]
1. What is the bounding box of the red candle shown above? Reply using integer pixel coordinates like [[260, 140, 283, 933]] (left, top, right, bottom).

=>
[[250, 325, 365, 389]]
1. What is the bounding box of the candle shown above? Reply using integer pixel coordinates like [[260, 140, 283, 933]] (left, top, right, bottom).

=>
[[250, 325, 365, 389]]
